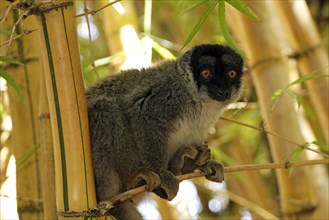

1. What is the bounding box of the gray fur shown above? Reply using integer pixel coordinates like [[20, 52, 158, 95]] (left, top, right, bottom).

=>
[[86, 44, 244, 218]]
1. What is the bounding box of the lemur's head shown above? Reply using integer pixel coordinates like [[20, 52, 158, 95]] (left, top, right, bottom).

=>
[[188, 44, 244, 103]]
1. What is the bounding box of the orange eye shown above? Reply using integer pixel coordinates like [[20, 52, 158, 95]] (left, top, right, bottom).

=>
[[227, 70, 237, 79], [201, 69, 213, 79]]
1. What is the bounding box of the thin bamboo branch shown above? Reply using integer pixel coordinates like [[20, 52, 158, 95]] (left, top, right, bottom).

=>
[[0, 0, 19, 24], [75, 0, 121, 18], [82, 0, 99, 78], [7, 10, 31, 47], [220, 116, 329, 158], [226, 190, 280, 220], [0, 28, 38, 47]]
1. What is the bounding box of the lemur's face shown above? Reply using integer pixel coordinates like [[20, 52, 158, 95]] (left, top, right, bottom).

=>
[[190, 44, 244, 102]]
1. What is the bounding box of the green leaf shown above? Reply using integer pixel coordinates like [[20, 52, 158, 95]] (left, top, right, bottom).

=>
[[287, 73, 329, 88], [218, 0, 242, 54], [271, 67, 329, 109], [152, 41, 176, 60], [0, 68, 25, 105], [271, 89, 283, 101], [182, 0, 218, 49], [288, 147, 304, 176], [181, 0, 209, 15], [0, 103, 6, 120], [225, 0, 260, 21], [290, 147, 304, 162], [286, 89, 302, 110], [0, 56, 24, 66], [0, 29, 12, 36], [286, 67, 329, 87], [16, 143, 40, 168], [312, 140, 329, 153]]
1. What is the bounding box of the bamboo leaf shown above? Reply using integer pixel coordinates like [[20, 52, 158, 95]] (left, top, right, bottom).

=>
[[0, 29, 12, 36], [181, 0, 209, 15], [225, 0, 260, 20], [286, 89, 302, 110], [0, 103, 5, 119], [0, 55, 24, 66], [287, 73, 329, 87], [271, 68, 328, 109], [152, 41, 176, 60], [271, 89, 283, 101], [312, 140, 329, 154], [16, 143, 40, 168], [218, 0, 242, 54], [0, 68, 25, 105], [182, 0, 218, 49], [288, 147, 304, 176], [290, 147, 304, 162]]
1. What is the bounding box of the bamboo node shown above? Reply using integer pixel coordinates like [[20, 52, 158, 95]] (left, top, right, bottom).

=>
[[284, 161, 291, 169], [251, 56, 282, 70], [17, 204, 43, 213], [287, 42, 326, 60], [281, 202, 317, 218], [38, 113, 50, 120], [36, 2, 74, 15], [250, 42, 326, 70], [57, 208, 100, 218]]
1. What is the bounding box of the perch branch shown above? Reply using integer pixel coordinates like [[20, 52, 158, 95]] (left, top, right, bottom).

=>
[[101, 159, 328, 211], [56, 159, 328, 217]]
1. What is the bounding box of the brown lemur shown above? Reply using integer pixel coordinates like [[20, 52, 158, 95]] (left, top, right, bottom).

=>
[[86, 44, 244, 219]]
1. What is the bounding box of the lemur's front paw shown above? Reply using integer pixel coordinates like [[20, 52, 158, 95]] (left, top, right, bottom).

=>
[[194, 145, 211, 166], [153, 170, 179, 201], [169, 146, 198, 175], [126, 169, 161, 192], [200, 160, 225, 183]]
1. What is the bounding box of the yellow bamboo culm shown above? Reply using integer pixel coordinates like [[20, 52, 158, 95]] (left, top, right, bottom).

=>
[[39, 72, 57, 219], [274, 2, 329, 218], [33, 0, 97, 218], [226, 1, 319, 219], [0, 2, 43, 219], [274, 0, 329, 144]]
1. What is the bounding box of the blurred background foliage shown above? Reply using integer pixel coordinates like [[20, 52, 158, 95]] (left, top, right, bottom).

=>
[[1, 0, 328, 219]]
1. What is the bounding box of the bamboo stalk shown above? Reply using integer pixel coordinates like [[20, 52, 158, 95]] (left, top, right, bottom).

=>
[[226, 1, 319, 218], [274, 0, 329, 144], [274, 2, 329, 218], [0, 4, 43, 219], [33, 0, 97, 218], [39, 71, 57, 219]]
